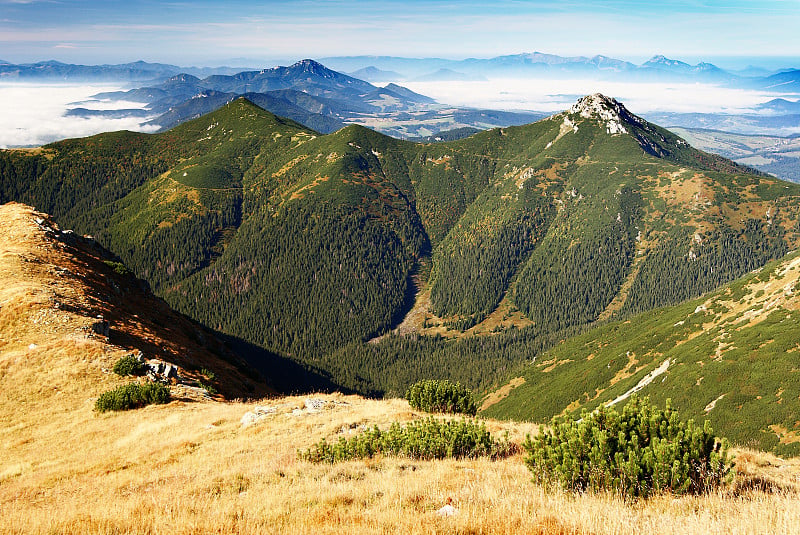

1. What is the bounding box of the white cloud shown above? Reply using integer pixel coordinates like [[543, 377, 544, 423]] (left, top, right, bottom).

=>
[[398, 78, 800, 115], [0, 83, 160, 148]]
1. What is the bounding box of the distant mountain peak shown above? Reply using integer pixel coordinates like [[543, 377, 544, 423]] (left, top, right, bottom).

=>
[[568, 93, 638, 134], [644, 55, 694, 68], [291, 59, 328, 72], [166, 73, 200, 83]]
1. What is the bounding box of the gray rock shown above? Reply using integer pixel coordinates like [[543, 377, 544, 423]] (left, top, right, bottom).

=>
[[240, 406, 278, 427]]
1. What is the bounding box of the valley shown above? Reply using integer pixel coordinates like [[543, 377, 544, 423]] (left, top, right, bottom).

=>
[[2, 92, 800, 455]]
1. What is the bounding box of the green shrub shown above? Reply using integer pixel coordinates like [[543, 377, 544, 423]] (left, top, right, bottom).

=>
[[300, 417, 514, 463], [200, 368, 217, 381], [523, 396, 732, 499], [112, 354, 146, 376], [103, 260, 132, 276], [405, 379, 477, 415], [95, 382, 171, 412]]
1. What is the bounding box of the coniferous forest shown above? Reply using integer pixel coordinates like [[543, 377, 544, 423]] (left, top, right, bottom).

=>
[[2, 96, 800, 404]]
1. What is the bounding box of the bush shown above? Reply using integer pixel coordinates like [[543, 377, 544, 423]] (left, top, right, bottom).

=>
[[95, 382, 171, 412], [103, 260, 132, 276], [112, 354, 146, 376], [405, 379, 477, 415], [523, 396, 732, 499], [300, 417, 514, 463]]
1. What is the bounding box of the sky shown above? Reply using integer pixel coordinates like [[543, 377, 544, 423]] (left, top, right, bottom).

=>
[[1, 0, 799, 68]]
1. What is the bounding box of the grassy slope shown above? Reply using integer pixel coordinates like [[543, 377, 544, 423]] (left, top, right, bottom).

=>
[[2, 390, 800, 534], [484, 248, 800, 455], [0, 202, 269, 400]]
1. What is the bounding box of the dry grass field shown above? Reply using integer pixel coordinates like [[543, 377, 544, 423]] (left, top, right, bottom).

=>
[[2, 392, 800, 535], [2, 201, 800, 534]]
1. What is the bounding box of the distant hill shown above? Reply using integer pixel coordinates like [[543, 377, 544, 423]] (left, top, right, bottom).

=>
[[381, 83, 435, 104], [641, 55, 727, 77], [756, 69, 800, 91], [666, 126, 800, 183], [349, 66, 405, 82], [0, 60, 246, 81], [757, 98, 800, 114]]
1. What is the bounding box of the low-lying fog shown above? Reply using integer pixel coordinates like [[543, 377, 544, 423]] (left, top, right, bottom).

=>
[[400, 78, 797, 115], [0, 84, 160, 148]]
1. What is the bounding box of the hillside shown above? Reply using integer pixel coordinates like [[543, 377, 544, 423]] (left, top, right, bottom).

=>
[[1, 207, 799, 533], [2, 95, 800, 400], [483, 247, 800, 455], [0, 202, 270, 401]]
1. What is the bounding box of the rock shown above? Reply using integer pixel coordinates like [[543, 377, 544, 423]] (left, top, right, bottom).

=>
[[241, 406, 278, 427], [145, 359, 179, 382], [163, 363, 176, 379], [304, 398, 327, 413], [91, 315, 109, 337], [171, 384, 212, 401], [436, 499, 457, 517]]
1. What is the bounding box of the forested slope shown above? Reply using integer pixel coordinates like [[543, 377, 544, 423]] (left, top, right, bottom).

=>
[[2, 94, 799, 397]]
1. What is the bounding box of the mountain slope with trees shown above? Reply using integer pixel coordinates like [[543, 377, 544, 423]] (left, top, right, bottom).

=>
[[2, 94, 800, 402]]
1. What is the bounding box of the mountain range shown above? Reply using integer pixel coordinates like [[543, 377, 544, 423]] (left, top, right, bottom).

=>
[[0, 59, 249, 81], [3, 53, 797, 89], [320, 53, 797, 85], [2, 92, 800, 452], [86, 59, 542, 138]]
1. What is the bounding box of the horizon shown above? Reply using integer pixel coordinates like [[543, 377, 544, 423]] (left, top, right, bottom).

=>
[[1, 1, 798, 69], [1, 53, 800, 72]]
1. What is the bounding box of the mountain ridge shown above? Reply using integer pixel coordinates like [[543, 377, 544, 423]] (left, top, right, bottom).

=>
[[0, 201, 272, 401]]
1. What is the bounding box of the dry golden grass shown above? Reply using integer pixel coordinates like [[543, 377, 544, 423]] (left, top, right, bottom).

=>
[[3, 202, 800, 534], [3, 391, 800, 535]]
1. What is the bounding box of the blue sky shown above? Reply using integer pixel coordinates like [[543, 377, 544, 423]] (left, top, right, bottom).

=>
[[1, 0, 798, 67]]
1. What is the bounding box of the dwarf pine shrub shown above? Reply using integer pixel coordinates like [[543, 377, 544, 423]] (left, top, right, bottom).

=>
[[112, 354, 146, 376], [95, 382, 171, 412], [405, 379, 477, 415], [523, 396, 732, 499], [300, 417, 514, 463]]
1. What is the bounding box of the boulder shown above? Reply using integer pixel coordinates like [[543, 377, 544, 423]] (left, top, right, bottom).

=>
[[240, 406, 278, 427]]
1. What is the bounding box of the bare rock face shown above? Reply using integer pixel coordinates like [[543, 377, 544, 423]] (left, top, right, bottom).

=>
[[569, 93, 637, 135], [144, 359, 178, 382]]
